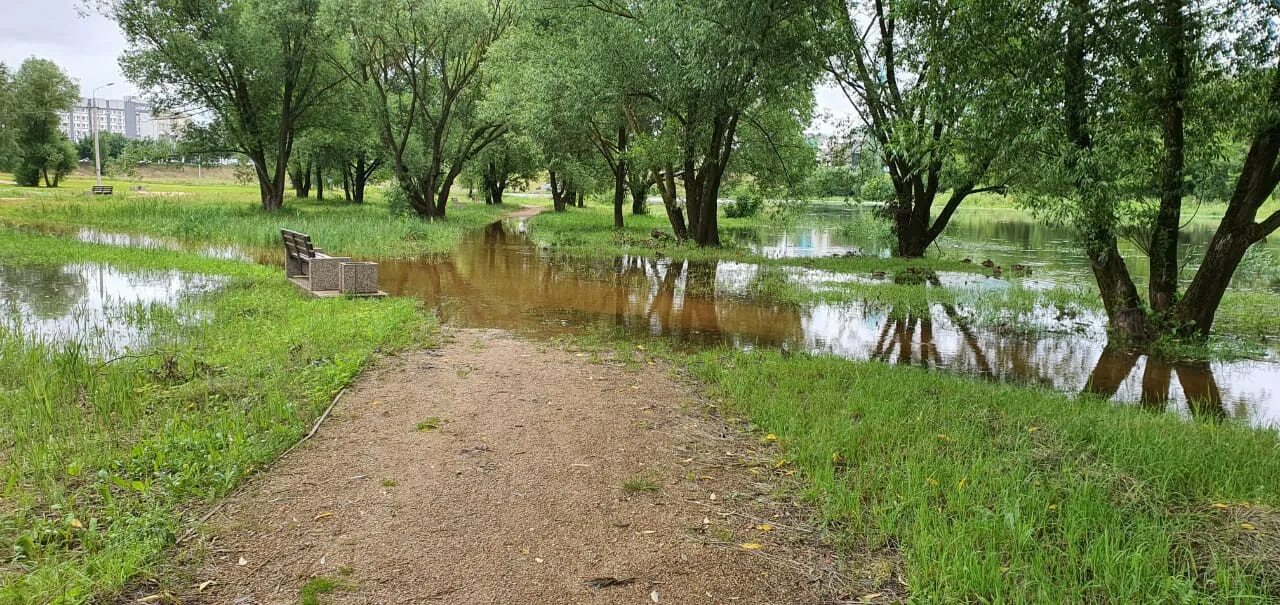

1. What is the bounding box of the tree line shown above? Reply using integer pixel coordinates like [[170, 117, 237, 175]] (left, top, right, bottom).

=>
[[36, 0, 1280, 341]]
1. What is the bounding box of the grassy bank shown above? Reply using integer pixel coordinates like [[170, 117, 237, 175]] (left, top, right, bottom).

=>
[[0, 175, 515, 258], [523, 203, 983, 275], [689, 350, 1280, 602], [0, 230, 426, 603]]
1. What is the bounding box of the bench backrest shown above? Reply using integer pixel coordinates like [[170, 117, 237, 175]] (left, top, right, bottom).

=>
[[280, 229, 316, 259], [91, 186, 113, 195]]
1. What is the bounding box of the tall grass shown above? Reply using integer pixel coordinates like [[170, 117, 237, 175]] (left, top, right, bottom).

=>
[[0, 179, 514, 258], [692, 350, 1280, 602], [0, 231, 425, 603]]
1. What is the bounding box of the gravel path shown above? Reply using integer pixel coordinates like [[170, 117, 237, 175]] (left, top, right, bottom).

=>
[[171, 330, 831, 604]]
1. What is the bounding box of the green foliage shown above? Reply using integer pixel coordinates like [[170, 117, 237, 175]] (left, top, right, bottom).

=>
[[326, 0, 515, 218], [805, 164, 860, 200], [723, 189, 764, 218], [8, 58, 78, 188], [0, 62, 16, 171], [75, 132, 130, 162], [112, 0, 339, 209], [693, 351, 1280, 601]]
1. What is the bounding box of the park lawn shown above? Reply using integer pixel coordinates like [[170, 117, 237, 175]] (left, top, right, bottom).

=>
[[0, 174, 517, 258], [0, 230, 427, 604], [690, 350, 1280, 603]]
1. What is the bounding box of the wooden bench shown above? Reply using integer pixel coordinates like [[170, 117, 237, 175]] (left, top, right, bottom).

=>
[[91, 185, 113, 195], [280, 229, 383, 296]]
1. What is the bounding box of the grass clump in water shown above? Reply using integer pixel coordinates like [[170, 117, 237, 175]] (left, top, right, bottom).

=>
[[691, 350, 1280, 602]]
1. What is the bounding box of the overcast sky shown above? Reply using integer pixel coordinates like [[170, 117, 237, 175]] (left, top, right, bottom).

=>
[[1, 0, 853, 131]]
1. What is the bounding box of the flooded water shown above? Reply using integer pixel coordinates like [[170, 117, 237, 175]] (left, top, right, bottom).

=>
[[741, 204, 1280, 291], [5, 203, 1277, 425], [382, 216, 1280, 426], [0, 261, 224, 354]]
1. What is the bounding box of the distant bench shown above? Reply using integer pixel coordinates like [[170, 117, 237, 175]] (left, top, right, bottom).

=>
[[91, 185, 113, 195], [280, 228, 383, 296]]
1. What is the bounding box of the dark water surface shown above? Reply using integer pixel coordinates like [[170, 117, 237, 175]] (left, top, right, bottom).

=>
[[382, 216, 1280, 426]]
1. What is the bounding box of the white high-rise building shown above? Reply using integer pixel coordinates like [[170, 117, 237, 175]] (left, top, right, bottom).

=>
[[59, 96, 189, 142]]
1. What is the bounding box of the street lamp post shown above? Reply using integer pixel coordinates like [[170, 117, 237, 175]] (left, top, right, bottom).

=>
[[91, 83, 115, 187]]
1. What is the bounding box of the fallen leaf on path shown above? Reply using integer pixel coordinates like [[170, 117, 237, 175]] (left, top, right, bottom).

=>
[[861, 593, 884, 603], [764, 433, 778, 442], [739, 543, 764, 550], [237, 556, 248, 566], [1241, 522, 1257, 531], [197, 580, 214, 592], [755, 524, 774, 532], [583, 577, 637, 589], [650, 590, 660, 602], [313, 512, 333, 521], [69, 518, 83, 529]]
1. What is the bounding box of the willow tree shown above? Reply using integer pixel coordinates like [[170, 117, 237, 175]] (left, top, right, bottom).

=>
[[1013, 0, 1280, 339], [112, 0, 339, 211], [329, 0, 514, 219], [585, 0, 818, 246], [818, 0, 1025, 257]]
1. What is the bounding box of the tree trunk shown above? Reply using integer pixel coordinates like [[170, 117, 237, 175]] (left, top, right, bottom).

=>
[[630, 174, 651, 215], [353, 159, 369, 204], [291, 164, 307, 198], [1148, 0, 1188, 313], [1064, 0, 1146, 340], [315, 163, 324, 201], [251, 149, 287, 212], [1172, 68, 1280, 337], [653, 165, 688, 240], [342, 165, 352, 202], [575, 192, 584, 208], [612, 124, 628, 229], [550, 170, 568, 212]]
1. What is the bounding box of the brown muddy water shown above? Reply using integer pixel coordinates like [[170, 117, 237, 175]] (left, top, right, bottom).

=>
[[4, 206, 1279, 425], [382, 217, 1280, 427]]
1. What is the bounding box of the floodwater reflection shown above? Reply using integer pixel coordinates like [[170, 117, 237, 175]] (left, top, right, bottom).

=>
[[383, 220, 1280, 426], [0, 261, 224, 354]]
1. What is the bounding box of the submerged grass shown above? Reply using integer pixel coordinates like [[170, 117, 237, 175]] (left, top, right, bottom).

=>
[[0, 230, 426, 603], [524, 203, 983, 276], [690, 350, 1280, 603]]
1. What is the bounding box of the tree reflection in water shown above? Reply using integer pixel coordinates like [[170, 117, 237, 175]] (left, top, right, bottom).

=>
[[377, 219, 1260, 423]]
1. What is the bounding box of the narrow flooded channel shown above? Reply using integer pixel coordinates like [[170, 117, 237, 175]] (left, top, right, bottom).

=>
[[382, 217, 1280, 426]]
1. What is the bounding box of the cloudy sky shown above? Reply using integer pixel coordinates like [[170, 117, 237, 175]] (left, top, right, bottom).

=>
[[0, 1, 853, 131]]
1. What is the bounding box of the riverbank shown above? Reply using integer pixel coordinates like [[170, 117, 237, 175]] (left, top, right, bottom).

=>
[[0, 230, 425, 603]]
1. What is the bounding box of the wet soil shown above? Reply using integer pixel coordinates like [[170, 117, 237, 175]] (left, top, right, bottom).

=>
[[163, 330, 846, 604]]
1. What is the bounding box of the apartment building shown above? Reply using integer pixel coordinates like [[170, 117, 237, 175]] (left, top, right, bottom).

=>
[[59, 96, 189, 142]]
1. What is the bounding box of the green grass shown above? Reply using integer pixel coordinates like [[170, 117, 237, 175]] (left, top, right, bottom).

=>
[[0, 175, 515, 258], [621, 472, 663, 494], [522, 202, 984, 275], [691, 350, 1280, 603], [0, 230, 426, 603], [299, 576, 341, 605]]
